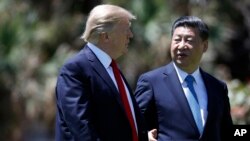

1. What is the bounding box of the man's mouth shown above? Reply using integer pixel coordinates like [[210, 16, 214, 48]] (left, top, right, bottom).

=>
[[177, 52, 188, 58]]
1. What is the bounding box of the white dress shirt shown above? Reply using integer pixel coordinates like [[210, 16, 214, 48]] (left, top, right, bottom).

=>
[[173, 63, 208, 126], [87, 42, 138, 132]]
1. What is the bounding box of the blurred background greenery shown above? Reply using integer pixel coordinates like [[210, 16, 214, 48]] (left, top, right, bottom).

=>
[[0, 0, 250, 140]]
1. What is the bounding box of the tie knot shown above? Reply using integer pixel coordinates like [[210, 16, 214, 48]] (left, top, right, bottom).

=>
[[185, 75, 195, 85], [111, 59, 117, 68]]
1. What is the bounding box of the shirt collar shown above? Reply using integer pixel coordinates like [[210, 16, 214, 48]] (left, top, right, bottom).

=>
[[173, 62, 201, 84], [87, 42, 112, 69]]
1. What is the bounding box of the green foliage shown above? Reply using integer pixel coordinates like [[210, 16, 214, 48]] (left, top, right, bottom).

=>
[[0, 21, 17, 55]]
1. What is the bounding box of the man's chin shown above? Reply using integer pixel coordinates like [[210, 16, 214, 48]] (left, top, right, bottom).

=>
[[123, 49, 128, 54], [175, 61, 187, 68]]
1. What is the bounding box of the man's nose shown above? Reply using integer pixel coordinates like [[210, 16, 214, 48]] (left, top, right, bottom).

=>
[[128, 30, 133, 38], [178, 39, 186, 49]]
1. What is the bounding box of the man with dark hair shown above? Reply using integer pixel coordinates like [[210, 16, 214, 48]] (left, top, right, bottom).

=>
[[135, 16, 233, 141]]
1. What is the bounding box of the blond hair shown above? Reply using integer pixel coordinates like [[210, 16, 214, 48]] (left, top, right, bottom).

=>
[[81, 4, 136, 43]]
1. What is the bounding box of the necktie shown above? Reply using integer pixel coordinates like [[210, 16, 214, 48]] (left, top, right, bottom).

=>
[[185, 75, 203, 135], [111, 60, 138, 141]]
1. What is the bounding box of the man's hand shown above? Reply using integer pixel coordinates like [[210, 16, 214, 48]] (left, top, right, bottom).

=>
[[148, 129, 157, 141]]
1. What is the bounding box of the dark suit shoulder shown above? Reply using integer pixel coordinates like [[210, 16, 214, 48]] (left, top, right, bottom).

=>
[[60, 46, 92, 72], [200, 69, 227, 87], [139, 62, 174, 79], [64, 48, 88, 64], [141, 66, 167, 78]]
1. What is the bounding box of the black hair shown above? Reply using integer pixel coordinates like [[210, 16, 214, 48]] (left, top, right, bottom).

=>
[[171, 16, 209, 41]]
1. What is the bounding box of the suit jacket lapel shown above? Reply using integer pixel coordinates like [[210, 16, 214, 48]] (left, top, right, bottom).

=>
[[118, 67, 143, 126], [83, 46, 124, 107], [121, 72, 142, 121], [200, 70, 217, 135], [121, 71, 147, 138], [164, 62, 200, 133]]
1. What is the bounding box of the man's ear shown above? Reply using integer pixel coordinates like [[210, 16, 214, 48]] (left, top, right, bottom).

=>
[[100, 32, 109, 42], [203, 40, 208, 52]]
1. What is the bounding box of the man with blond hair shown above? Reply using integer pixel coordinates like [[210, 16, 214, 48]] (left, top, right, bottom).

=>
[[55, 4, 148, 141]]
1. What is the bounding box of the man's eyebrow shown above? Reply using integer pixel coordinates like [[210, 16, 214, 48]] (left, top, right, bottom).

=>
[[174, 34, 195, 37]]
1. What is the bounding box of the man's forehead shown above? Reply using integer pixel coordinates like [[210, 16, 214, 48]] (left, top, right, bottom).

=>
[[173, 27, 198, 36]]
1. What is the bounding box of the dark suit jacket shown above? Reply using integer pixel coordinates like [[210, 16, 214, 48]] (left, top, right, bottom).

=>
[[55, 45, 148, 141], [135, 62, 233, 141]]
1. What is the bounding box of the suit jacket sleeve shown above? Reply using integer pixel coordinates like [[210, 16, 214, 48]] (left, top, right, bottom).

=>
[[56, 61, 100, 141], [135, 74, 158, 131], [220, 82, 234, 140]]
